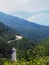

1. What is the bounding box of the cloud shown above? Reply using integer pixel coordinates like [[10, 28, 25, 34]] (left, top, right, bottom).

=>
[[0, 0, 49, 13], [0, 0, 27, 12], [26, 13, 43, 21]]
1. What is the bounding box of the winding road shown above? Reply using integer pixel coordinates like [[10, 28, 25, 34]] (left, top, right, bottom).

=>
[[7, 35, 22, 44], [7, 35, 22, 61]]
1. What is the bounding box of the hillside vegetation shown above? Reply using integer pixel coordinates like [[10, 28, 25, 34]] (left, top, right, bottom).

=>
[[0, 22, 16, 59], [0, 12, 49, 42], [0, 38, 49, 65], [0, 19, 49, 65], [0, 22, 15, 43]]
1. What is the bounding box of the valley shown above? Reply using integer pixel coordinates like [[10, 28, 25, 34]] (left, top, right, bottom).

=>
[[0, 12, 49, 42], [0, 12, 49, 65], [0, 0, 49, 65]]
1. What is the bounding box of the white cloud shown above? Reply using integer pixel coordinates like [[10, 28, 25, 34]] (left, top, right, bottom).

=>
[[0, 0, 27, 12], [26, 13, 43, 21], [0, 0, 49, 13]]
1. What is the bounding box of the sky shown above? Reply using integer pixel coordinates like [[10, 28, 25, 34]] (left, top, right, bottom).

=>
[[0, 0, 49, 13], [0, 0, 49, 25]]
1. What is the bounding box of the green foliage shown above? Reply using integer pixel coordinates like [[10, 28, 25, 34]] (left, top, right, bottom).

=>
[[1, 22, 49, 65], [0, 22, 15, 59], [1, 12, 49, 43], [0, 37, 49, 65], [33, 45, 48, 57], [0, 57, 49, 65], [10, 38, 34, 60]]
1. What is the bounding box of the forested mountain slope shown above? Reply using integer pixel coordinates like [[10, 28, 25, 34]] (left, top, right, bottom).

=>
[[0, 22, 16, 59], [0, 12, 49, 42]]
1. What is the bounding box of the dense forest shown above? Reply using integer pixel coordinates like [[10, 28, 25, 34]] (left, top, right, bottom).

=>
[[0, 22, 16, 59], [0, 22, 49, 65], [0, 38, 49, 65]]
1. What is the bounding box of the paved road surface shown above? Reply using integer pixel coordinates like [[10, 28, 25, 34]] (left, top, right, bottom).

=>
[[7, 35, 22, 44]]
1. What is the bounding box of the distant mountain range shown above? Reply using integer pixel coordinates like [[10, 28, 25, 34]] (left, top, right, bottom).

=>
[[10, 10, 49, 26], [0, 12, 49, 42]]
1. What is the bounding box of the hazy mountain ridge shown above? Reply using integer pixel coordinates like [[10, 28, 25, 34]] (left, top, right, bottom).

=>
[[0, 12, 49, 65], [0, 12, 49, 42]]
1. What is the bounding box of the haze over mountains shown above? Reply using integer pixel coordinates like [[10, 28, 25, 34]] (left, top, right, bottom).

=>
[[9, 10, 49, 26], [27, 10, 49, 26], [0, 12, 49, 42], [9, 11, 32, 19]]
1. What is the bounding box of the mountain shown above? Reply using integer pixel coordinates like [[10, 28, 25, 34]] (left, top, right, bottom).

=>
[[0, 22, 16, 59], [0, 12, 49, 42], [0, 22, 35, 60], [0, 22, 15, 44], [27, 10, 49, 26]]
